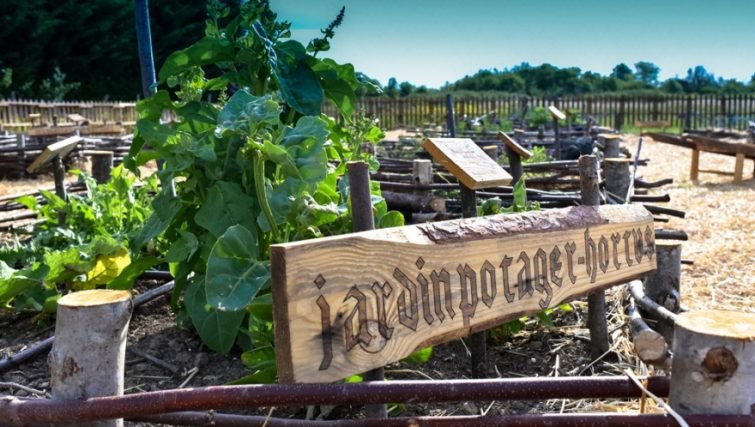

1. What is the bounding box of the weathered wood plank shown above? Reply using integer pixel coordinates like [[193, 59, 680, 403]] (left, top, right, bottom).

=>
[[272, 204, 656, 383], [497, 131, 532, 159], [422, 138, 511, 189], [548, 105, 566, 121], [26, 136, 83, 173]]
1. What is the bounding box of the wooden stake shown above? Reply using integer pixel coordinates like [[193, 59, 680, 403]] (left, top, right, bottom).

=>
[[49, 290, 132, 427], [460, 184, 487, 378], [579, 155, 609, 359], [690, 148, 700, 181], [642, 242, 681, 342], [412, 159, 433, 185], [733, 152, 744, 184], [669, 310, 755, 415], [347, 161, 387, 419]]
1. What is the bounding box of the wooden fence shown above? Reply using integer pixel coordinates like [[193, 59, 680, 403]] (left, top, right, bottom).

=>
[[0, 100, 138, 131], [324, 94, 755, 131], [3, 95, 755, 132]]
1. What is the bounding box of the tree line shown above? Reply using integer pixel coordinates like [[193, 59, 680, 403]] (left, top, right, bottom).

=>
[[375, 62, 755, 98], [1, 0, 753, 101]]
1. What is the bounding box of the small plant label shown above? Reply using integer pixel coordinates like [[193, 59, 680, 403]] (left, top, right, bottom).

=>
[[422, 138, 512, 189], [271, 204, 656, 383], [26, 135, 82, 173]]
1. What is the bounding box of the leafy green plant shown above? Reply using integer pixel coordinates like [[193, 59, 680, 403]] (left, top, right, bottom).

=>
[[0, 166, 157, 313], [124, 1, 400, 375]]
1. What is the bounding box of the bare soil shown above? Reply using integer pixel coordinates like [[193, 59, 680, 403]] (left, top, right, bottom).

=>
[[1, 132, 753, 424]]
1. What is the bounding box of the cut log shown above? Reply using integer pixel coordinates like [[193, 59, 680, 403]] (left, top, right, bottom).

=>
[[412, 159, 433, 185], [49, 289, 132, 427], [627, 297, 671, 370], [669, 310, 755, 415]]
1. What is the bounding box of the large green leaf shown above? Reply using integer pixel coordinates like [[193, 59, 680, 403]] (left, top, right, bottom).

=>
[[158, 36, 235, 82], [216, 91, 280, 136], [195, 181, 258, 239], [184, 277, 245, 354], [132, 192, 182, 250], [313, 59, 357, 118], [279, 116, 329, 185], [252, 22, 322, 116], [272, 40, 323, 116], [205, 225, 269, 312], [108, 256, 161, 290], [0, 261, 49, 307]]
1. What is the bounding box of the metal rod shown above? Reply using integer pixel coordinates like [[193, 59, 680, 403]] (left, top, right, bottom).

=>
[[347, 161, 386, 419], [127, 412, 753, 427], [0, 376, 672, 425]]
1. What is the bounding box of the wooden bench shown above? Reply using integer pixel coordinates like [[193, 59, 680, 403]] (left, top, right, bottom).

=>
[[644, 132, 755, 184]]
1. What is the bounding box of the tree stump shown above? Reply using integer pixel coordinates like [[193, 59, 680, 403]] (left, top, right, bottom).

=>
[[412, 159, 433, 185], [604, 158, 631, 202], [49, 290, 133, 427], [90, 151, 114, 184], [669, 310, 754, 415], [643, 241, 681, 342]]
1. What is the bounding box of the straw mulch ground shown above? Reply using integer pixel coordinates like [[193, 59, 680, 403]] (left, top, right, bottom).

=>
[[624, 134, 754, 314]]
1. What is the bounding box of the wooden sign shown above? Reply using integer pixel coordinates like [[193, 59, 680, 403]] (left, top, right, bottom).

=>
[[548, 105, 566, 121], [422, 138, 512, 189], [497, 131, 532, 159], [635, 120, 671, 129], [272, 204, 656, 383], [27, 135, 82, 173]]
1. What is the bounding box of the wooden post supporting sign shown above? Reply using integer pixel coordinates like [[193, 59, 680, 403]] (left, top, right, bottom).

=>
[[422, 137, 512, 377], [272, 204, 656, 383]]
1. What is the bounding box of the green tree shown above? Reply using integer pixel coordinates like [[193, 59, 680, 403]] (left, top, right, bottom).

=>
[[399, 81, 414, 97], [611, 63, 633, 81], [634, 61, 660, 86], [384, 77, 399, 98], [685, 65, 717, 93]]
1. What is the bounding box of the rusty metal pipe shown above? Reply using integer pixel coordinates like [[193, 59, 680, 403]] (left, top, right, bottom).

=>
[[128, 412, 752, 427], [0, 376, 670, 425]]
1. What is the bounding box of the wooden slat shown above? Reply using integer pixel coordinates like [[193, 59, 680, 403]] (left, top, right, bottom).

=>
[[422, 138, 512, 189], [497, 131, 532, 159], [27, 136, 83, 173], [272, 204, 657, 383]]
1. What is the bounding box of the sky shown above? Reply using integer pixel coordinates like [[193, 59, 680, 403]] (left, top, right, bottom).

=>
[[270, 0, 755, 88]]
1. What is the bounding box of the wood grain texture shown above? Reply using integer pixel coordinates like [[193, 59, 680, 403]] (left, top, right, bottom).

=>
[[26, 135, 82, 173], [272, 205, 656, 383], [422, 138, 512, 189]]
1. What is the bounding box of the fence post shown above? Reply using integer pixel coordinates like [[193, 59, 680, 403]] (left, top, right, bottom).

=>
[[347, 161, 387, 419], [685, 96, 693, 130], [49, 289, 133, 427], [669, 310, 754, 415], [615, 96, 626, 130], [16, 134, 26, 177], [445, 94, 456, 137], [578, 155, 610, 359]]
